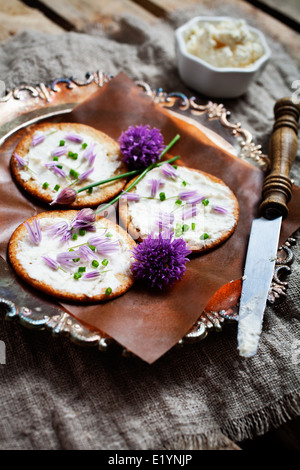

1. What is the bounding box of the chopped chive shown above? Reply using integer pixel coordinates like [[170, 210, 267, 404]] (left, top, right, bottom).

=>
[[42, 182, 49, 189], [105, 232, 113, 237], [79, 229, 86, 236], [55, 164, 63, 169], [191, 222, 196, 230], [72, 257, 80, 262], [89, 245, 96, 251], [71, 153, 78, 160], [69, 248, 74, 252], [72, 233, 78, 240], [182, 224, 189, 232], [69, 169, 79, 178], [87, 187, 93, 194], [53, 156, 59, 161], [159, 192, 166, 201], [102, 259, 109, 266], [173, 164, 178, 169], [182, 181, 187, 186], [82, 142, 88, 149], [68, 151, 74, 157], [73, 272, 82, 280], [200, 233, 209, 240], [175, 199, 182, 206], [59, 140, 65, 146], [105, 287, 112, 296], [92, 260, 99, 268], [202, 198, 209, 206], [78, 267, 86, 273], [54, 184, 60, 191]]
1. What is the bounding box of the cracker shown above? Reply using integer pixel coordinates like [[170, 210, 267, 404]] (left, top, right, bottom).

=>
[[11, 122, 127, 208], [119, 164, 239, 252], [8, 210, 136, 303]]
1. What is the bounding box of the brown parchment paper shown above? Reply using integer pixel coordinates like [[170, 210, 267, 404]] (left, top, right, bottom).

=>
[[1, 72, 299, 363]]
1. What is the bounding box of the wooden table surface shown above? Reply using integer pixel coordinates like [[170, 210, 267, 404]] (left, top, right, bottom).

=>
[[0, 0, 299, 451]]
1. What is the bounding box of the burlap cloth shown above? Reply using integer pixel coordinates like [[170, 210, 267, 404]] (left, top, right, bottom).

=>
[[0, 2, 299, 450]]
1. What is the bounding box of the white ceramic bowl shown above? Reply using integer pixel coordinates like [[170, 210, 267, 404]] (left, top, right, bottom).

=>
[[175, 16, 271, 99]]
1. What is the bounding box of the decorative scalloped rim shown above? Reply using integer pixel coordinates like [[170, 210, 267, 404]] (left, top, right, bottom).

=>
[[0, 70, 294, 355]]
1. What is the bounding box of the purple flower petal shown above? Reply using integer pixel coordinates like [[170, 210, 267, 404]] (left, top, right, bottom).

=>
[[187, 195, 205, 204], [31, 134, 45, 147], [83, 271, 101, 279], [71, 209, 96, 230], [50, 187, 77, 206], [24, 218, 42, 245], [56, 251, 77, 268], [155, 210, 175, 231], [42, 256, 59, 270], [131, 231, 191, 289], [88, 235, 120, 255], [181, 205, 197, 220], [178, 190, 198, 201], [44, 162, 66, 178], [161, 163, 178, 180], [120, 191, 140, 202], [119, 125, 165, 170], [14, 153, 27, 167], [148, 178, 164, 198], [78, 167, 94, 181], [71, 245, 95, 261], [212, 205, 228, 214], [51, 145, 68, 157], [44, 220, 71, 241], [83, 143, 96, 166], [65, 133, 83, 143]]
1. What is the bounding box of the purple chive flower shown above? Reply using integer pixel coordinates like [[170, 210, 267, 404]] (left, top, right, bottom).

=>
[[120, 191, 140, 202], [24, 218, 42, 245], [155, 211, 175, 231], [119, 125, 165, 170], [161, 162, 178, 180], [83, 271, 101, 280], [78, 167, 94, 181], [212, 205, 228, 214], [88, 235, 119, 255], [51, 145, 68, 157], [42, 256, 59, 270], [65, 133, 83, 143], [50, 187, 77, 206], [83, 143, 96, 166], [71, 209, 96, 230], [44, 162, 66, 178], [149, 179, 164, 198], [181, 205, 197, 220], [131, 231, 191, 289], [14, 153, 27, 167], [178, 190, 198, 201], [44, 220, 71, 241], [31, 134, 45, 147], [56, 251, 77, 268]]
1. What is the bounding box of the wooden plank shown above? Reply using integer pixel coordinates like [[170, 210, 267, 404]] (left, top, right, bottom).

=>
[[0, 0, 63, 44], [37, 0, 157, 30], [245, 0, 300, 28], [142, 0, 300, 64]]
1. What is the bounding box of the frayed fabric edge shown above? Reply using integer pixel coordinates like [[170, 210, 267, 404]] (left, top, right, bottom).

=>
[[162, 430, 241, 451]]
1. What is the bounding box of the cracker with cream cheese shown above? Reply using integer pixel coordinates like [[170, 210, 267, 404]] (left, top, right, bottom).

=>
[[11, 122, 127, 208], [119, 163, 239, 252], [8, 211, 136, 303]]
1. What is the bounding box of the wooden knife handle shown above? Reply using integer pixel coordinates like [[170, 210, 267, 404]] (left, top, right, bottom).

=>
[[259, 97, 300, 219]]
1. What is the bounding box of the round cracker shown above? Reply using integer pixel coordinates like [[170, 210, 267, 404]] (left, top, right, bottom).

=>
[[11, 122, 127, 209], [8, 211, 136, 303], [119, 165, 239, 253]]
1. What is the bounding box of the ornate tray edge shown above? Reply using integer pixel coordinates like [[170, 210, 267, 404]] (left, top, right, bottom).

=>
[[0, 70, 295, 357]]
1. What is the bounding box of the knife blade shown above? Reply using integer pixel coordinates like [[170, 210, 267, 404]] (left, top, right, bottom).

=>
[[238, 97, 300, 357]]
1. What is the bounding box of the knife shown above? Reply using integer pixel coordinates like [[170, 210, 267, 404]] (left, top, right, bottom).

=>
[[237, 97, 300, 358]]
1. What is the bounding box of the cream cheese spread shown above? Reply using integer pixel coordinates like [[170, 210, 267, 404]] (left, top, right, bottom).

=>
[[15, 217, 133, 298], [184, 19, 265, 68], [125, 165, 238, 250], [19, 128, 121, 194]]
